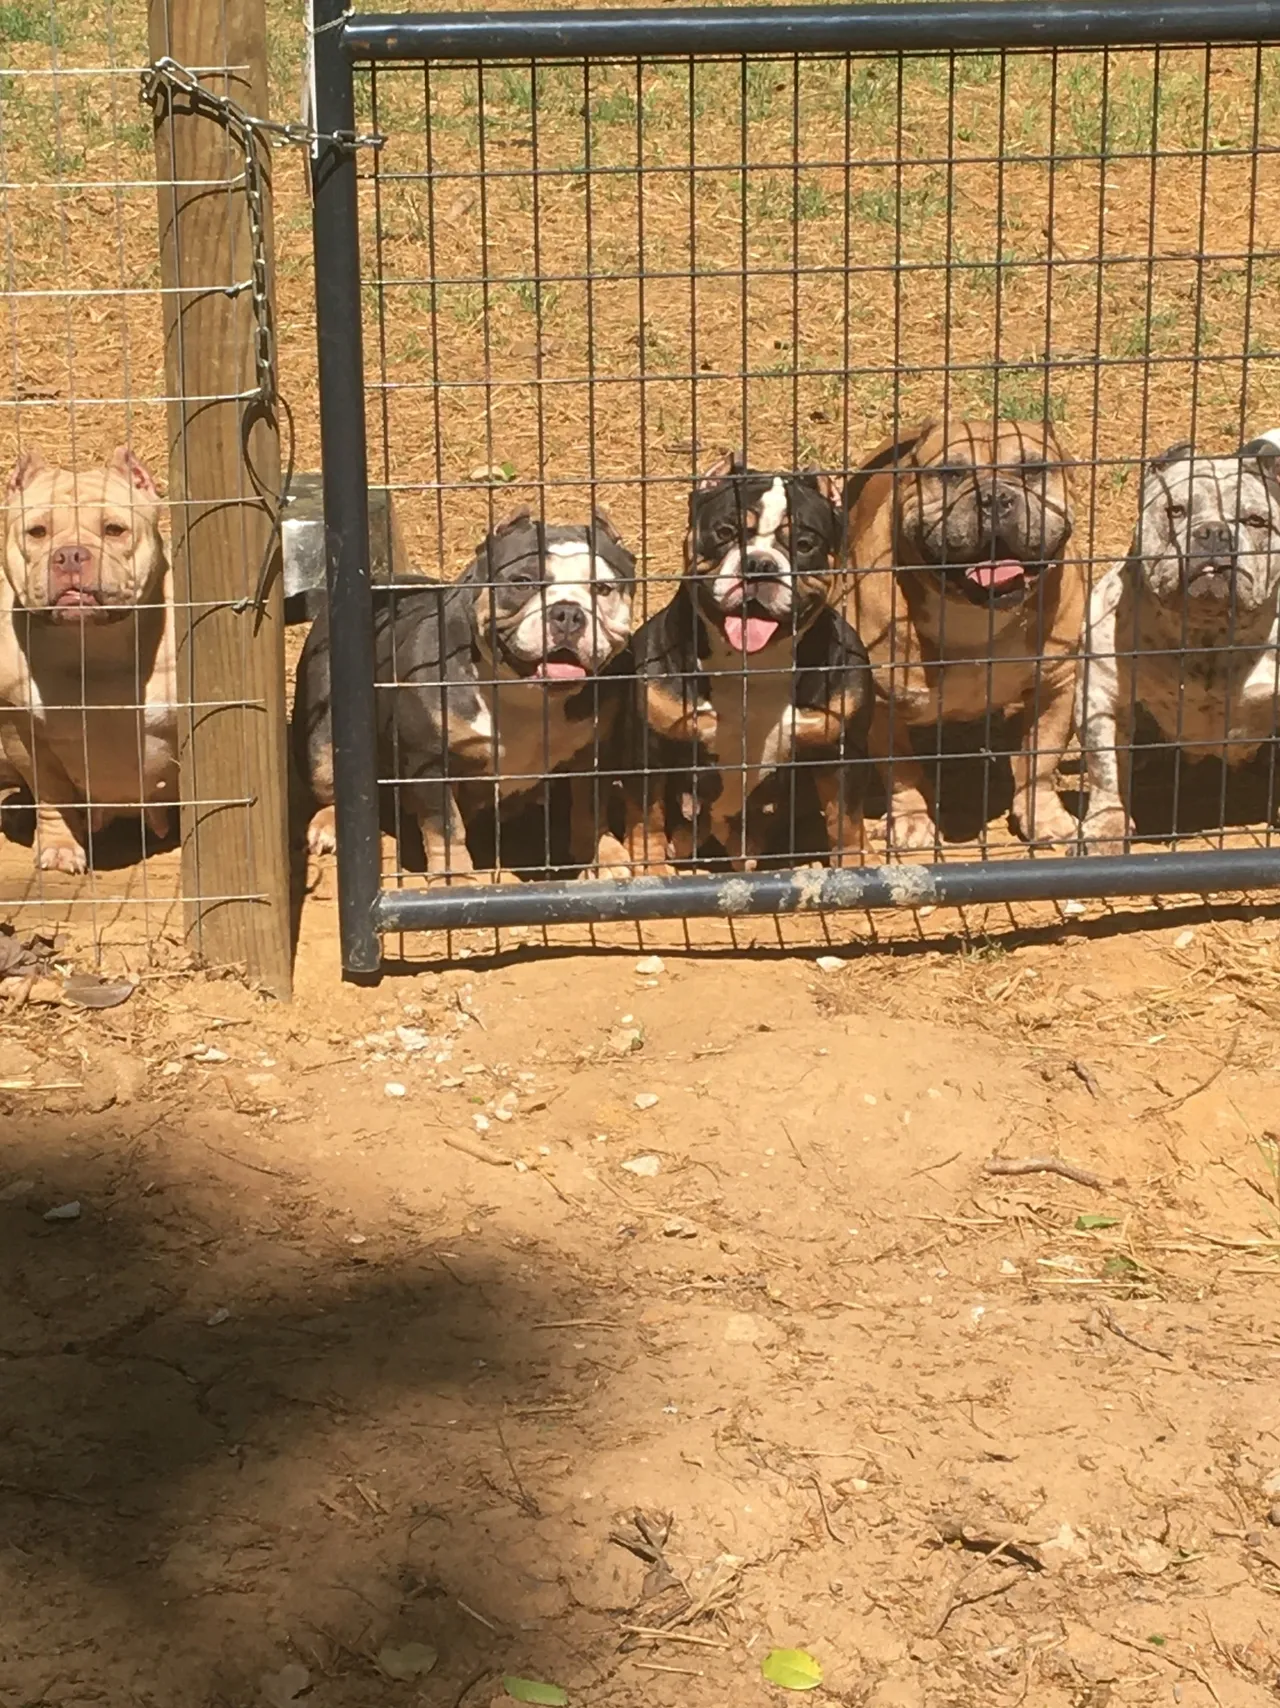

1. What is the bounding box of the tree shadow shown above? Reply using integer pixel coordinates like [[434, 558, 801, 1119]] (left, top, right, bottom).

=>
[[0, 1117, 609, 1706]]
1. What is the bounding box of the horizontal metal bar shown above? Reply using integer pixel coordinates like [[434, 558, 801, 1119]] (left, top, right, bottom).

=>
[[344, 1, 1280, 63], [372, 847, 1280, 933]]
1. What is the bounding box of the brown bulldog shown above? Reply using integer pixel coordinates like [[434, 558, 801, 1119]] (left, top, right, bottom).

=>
[[844, 418, 1083, 851], [0, 447, 177, 873]]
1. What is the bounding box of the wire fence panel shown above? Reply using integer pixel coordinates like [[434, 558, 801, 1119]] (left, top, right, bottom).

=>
[[0, 0, 293, 991], [309, 2, 1280, 971]]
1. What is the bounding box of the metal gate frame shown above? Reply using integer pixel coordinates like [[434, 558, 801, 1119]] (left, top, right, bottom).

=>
[[310, 0, 1280, 974]]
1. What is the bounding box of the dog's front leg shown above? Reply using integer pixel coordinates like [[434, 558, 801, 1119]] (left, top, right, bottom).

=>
[[569, 770, 630, 877], [1011, 658, 1080, 848], [870, 695, 936, 851], [1075, 595, 1132, 853], [0, 725, 90, 874], [405, 776, 474, 881]]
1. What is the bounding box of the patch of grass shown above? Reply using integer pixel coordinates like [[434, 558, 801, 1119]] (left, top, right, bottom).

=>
[[0, 0, 58, 43], [851, 178, 949, 226], [1109, 308, 1182, 359], [510, 279, 560, 318], [984, 367, 1069, 423]]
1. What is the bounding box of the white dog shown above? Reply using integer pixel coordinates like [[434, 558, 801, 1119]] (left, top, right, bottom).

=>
[[1, 447, 177, 873], [1077, 435, 1280, 850]]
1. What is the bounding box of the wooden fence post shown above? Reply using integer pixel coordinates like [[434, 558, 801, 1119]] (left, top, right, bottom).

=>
[[148, 0, 292, 997]]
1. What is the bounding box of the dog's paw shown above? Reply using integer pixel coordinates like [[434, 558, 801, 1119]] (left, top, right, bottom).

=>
[[1012, 794, 1080, 850], [827, 843, 868, 870], [306, 807, 338, 856], [37, 840, 88, 876], [886, 808, 938, 853], [1081, 806, 1132, 855]]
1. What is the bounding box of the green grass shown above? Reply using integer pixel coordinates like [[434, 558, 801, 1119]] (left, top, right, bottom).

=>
[[0, 0, 59, 43]]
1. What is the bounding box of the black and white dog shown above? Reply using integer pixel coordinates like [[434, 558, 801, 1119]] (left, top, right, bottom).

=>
[[292, 510, 636, 876], [622, 455, 872, 872]]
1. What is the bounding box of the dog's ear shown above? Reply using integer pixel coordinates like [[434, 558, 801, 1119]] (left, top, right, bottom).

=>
[[491, 506, 532, 537], [7, 448, 47, 500], [1146, 441, 1193, 479], [469, 507, 532, 563], [1240, 430, 1280, 490], [843, 424, 932, 514], [589, 504, 623, 545], [696, 451, 739, 490], [801, 466, 842, 511], [107, 446, 160, 501]]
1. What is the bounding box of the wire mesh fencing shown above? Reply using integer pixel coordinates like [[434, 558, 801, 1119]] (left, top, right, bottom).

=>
[[0, 0, 300, 991], [309, 5, 1280, 968]]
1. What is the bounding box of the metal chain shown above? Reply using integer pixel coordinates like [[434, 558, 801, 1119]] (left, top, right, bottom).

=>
[[140, 54, 383, 615]]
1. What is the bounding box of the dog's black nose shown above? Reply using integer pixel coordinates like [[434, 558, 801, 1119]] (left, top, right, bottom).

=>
[[1189, 519, 1233, 560], [546, 601, 587, 641], [743, 551, 782, 580], [978, 484, 1018, 519]]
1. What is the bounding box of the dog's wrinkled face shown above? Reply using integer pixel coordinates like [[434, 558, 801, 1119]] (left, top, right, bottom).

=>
[[465, 512, 636, 682], [894, 419, 1073, 609], [686, 455, 843, 653], [1134, 444, 1280, 614], [4, 446, 165, 625]]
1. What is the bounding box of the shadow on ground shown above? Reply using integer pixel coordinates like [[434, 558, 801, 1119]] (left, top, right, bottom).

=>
[[0, 1114, 590, 1706]]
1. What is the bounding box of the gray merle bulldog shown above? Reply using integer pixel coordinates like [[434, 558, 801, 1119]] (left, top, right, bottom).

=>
[[1077, 433, 1280, 850], [292, 510, 636, 876], [622, 455, 872, 873]]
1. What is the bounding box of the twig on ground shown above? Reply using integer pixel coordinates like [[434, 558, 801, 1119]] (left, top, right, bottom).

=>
[[439, 1130, 513, 1166], [495, 1421, 540, 1517], [632, 1661, 705, 1677], [1106, 1630, 1223, 1706], [1068, 1059, 1101, 1097], [1094, 1305, 1174, 1361], [619, 1627, 727, 1649], [1142, 1028, 1238, 1116], [983, 1155, 1105, 1190], [808, 1472, 847, 1544]]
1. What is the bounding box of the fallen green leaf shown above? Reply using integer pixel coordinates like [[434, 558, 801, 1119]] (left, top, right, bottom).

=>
[[503, 1678, 568, 1706], [1076, 1214, 1120, 1231], [1103, 1254, 1140, 1277], [499, 461, 517, 481], [761, 1648, 823, 1691], [377, 1641, 438, 1681], [1147, 1634, 1167, 1647]]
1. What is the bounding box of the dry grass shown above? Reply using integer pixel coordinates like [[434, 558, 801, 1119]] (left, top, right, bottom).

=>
[[4, 8, 1280, 604]]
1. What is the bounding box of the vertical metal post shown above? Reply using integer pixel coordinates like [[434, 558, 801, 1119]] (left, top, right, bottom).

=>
[[310, 0, 382, 973]]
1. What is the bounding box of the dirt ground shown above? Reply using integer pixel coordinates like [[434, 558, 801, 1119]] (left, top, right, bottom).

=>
[[4, 12, 1280, 1706], [4, 887, 1280, 1708]]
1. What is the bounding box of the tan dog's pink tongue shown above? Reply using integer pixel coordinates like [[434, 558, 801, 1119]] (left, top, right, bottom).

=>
[[723, 614, 780, 652], [536, 659, 588, 680], [965, 559, 1024, 589]]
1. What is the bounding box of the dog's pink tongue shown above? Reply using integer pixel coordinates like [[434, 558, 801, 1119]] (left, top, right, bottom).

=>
[[966, 559, 1025, 590], [536, 659, 587, 680], [723, 614, 780, 652]]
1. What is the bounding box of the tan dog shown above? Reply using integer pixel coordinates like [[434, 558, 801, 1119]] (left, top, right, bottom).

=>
[[845, 418, 1083, 850], [0, 447, 177, 873]]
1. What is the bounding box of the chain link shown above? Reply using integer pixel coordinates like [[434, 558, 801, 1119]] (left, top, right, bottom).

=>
[[140, 54, 383, 615]]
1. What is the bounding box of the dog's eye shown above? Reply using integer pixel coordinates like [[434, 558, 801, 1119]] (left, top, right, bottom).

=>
[[25, 523, 47, 540], [1168, 502, 1187, 520], [792, 532, 819, 554], [711, 522, 739, 547], [103, 522, 128, 538], [1020, 458, 1049, 474], [1244, 512, 1271, 531]]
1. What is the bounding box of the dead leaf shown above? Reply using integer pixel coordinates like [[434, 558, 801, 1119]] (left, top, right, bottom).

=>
[[62, 972, 135, 1009], [260, 1663, 310, 1707]]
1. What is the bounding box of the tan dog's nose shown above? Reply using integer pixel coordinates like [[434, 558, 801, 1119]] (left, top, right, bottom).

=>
[[49, 544, 92, 586]]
